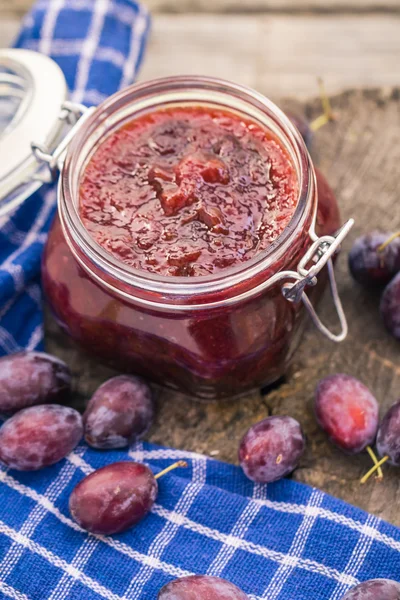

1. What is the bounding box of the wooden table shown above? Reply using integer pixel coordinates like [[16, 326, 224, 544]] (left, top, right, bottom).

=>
[[2, 0, 400, 525]]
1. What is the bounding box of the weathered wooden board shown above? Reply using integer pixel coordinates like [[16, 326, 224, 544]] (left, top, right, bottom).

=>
[[144, 0, 400, 11], [1, 0, 400, 17], [2, 15, 400, 99], [138, 15, 400, 98], [45, 87, 400, 526]]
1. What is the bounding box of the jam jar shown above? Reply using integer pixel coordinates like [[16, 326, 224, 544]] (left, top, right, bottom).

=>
[[0, 49, 352, 401], [42, 77, 352, 400]]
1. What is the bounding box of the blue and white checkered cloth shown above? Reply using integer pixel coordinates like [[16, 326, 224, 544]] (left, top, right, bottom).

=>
[[1, 441, 400, 599], [0, 0, 150, 355], [1, 2, 400, 599]]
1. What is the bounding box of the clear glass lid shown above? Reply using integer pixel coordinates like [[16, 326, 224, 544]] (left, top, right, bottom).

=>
[[0, 49, 68, 217]]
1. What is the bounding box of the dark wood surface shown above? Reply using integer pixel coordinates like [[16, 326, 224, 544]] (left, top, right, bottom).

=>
[[46, 88, 400, 526]]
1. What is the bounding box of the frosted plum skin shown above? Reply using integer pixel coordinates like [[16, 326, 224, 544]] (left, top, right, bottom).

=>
[[83, 375, 154, 449], [380, 272, 400, 340], [341, 578, 400, 599], [158, 575, 249, 600], [348, 232, 400, 287], [0, 404, 83, 471], [0, 351, 71, 414], [239, 416, 305, 483], [377, 400, 400, 466], [315, 374, 379, 454], [69, 461, 158, 535]]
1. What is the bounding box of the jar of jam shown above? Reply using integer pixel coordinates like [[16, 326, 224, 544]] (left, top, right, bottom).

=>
[[0, 49, 353, 400]]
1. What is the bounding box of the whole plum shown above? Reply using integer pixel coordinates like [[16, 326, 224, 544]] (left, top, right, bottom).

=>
[[349, 232, 400, 287], [380, 272, 400, 340], [0, 351, 71, 414], [341, 579, 400, 599], [83, 375, 154, 449], [158, 575, 249, 600], [377, 400, 400, 466], [0, 404, 82, 471], [69, 462, 158, 535], [315, 374, 379, 454], [239, 416, 305, 483]]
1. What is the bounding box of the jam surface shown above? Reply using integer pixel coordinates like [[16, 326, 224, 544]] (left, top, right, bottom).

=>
[[79, 106, 298, 276]]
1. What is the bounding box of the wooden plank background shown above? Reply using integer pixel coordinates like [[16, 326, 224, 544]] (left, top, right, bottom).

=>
[[2, 0, 400, 15], [1, 1, 400, 98]]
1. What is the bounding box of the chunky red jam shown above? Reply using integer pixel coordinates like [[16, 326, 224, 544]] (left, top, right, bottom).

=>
[[79, 107, 298, 276]]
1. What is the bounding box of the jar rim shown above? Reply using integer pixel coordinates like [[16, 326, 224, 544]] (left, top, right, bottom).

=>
[[60, 75, 315, 298]]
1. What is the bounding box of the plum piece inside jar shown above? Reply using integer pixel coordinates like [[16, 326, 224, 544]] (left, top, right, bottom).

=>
[[79, 106, 298, 277]]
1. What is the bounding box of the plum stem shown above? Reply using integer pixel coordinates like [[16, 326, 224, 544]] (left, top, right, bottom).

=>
[[360, 455, 389, 485], [154, 460, 188, 479], [366, 446, 384, 480], [310, 77, 336, 132], [377, 231, 400, 253]]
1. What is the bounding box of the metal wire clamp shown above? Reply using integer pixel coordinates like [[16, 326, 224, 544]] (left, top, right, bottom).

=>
[[282, 218, 354, 342], [31, 101, 96, 183]]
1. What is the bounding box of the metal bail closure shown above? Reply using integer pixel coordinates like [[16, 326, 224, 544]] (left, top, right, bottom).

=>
[[0, 49, 69, 217], [282, 219, 354, 343]]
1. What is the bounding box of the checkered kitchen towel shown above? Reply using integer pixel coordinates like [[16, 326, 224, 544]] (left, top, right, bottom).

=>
[[0, 0, 150, 355], [1, 441, 400, 599]]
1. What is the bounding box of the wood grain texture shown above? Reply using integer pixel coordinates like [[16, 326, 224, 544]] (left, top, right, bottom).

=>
[[1, 0, 400, 16], [138, 15, 400, 98], [144, 0, 400, 12], [45, 87, 400, 526], [2, 13, 400, 98]]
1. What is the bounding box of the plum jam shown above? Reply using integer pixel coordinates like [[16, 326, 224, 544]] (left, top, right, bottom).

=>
[[42, 77, 341, 400], [79, 107, 298, 277]]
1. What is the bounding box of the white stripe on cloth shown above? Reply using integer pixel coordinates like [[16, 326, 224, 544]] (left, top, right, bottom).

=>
[[26, 283, 42, 306], [38, 0, 65, 56], [72, 0, 110, 104], [0, 520, 123, 600], [47, 536, 100, 600], [0, 459, 360, 589], [0, 219, 28, 246], [1, 447, 397, 592], [329, 513, 380, 600], [48, 442, 146, 598], [82, 89, 108, 105], [0, 468, 195, 581], [73, 447, 400, 562], [131, 441, 145, 465], [0, 326, 21, 354], [125, 457, 207, 599], [261, 488, 324, 599], [207, 483, 267, 577], [119, 3, 148, 89], [152, 503, 359, 587], [0, 455, 83, 582], [0, 284, 41, 344], [96, 449, 400, 556], [1, 189, 57, 290], [26, 323, 44, 351], [128, 447, 207, 463], [0, 581, 29, 600]]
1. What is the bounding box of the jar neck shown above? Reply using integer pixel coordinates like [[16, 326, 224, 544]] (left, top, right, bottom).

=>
[[59, 76, 317, 308]]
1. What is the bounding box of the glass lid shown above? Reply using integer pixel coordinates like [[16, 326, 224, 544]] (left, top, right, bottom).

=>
[[0, 49, 68, 218]]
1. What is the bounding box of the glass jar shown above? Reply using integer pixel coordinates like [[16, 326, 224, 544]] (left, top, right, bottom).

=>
[[40, 76, 349, 400]]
